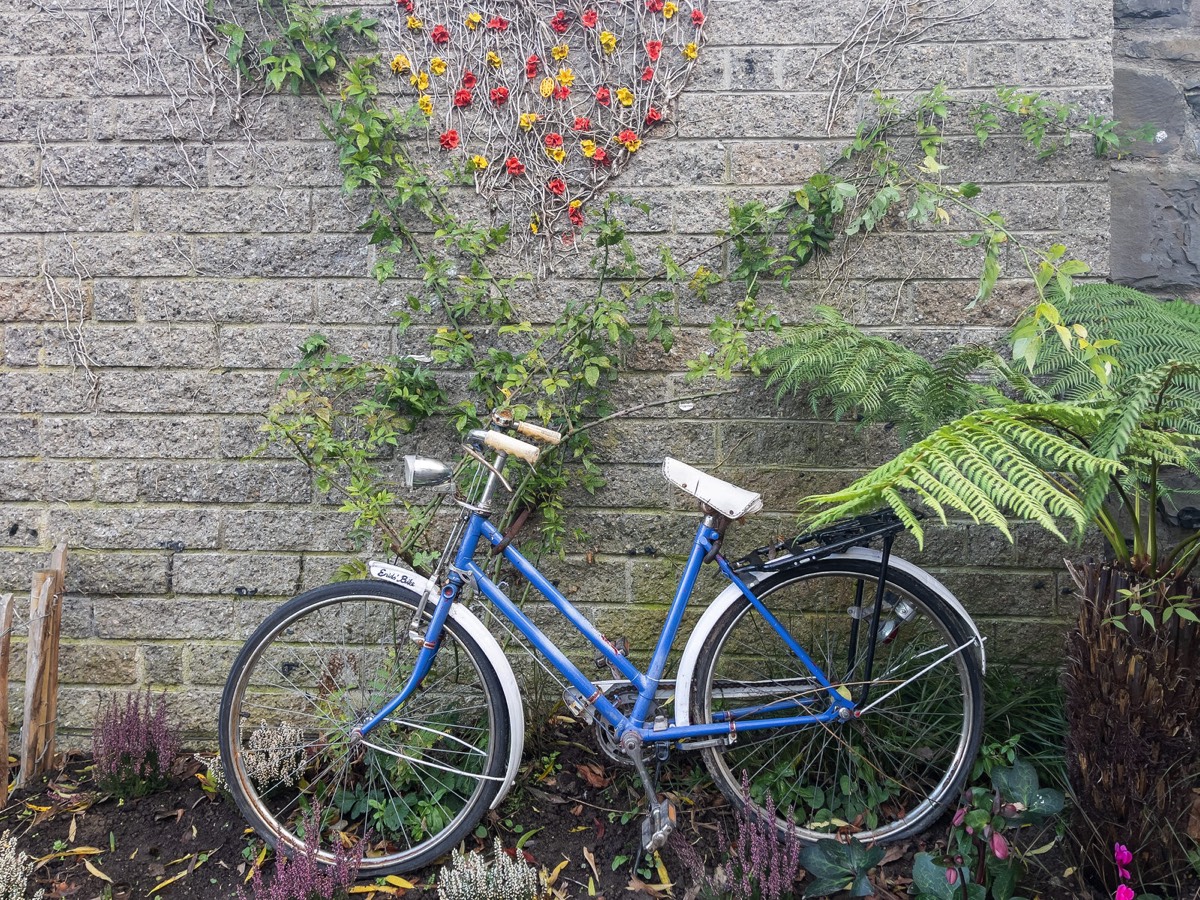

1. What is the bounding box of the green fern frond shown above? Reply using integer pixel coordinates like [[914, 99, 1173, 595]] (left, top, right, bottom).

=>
[[801, 403, 1124, 548]]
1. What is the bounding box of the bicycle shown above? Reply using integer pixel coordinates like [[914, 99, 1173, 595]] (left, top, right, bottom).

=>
[[218, 414, 986, 875]]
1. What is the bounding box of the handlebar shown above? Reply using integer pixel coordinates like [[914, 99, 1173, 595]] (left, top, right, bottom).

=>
[[481, 431, 540, 465], [515, 421, 562, 445]]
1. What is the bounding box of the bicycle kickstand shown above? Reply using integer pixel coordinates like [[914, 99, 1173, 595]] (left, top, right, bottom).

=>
[[621, 733, 677, 854]]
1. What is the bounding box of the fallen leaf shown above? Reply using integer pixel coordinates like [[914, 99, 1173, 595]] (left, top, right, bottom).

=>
[[627, 876, 672, 897], [83, 860, 112, 884], [570, 803, 583, 816], [68, 817, 76, 844], [583, 846, 600, 883], [542, 859, 570, 887], [576, 762, 611, 788], [384, 876, 414, 888]]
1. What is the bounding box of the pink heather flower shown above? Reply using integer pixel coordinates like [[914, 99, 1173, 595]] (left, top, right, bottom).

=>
[[1115, 886, 1135, 900], [946, 868, 958, 886], [952, 806, 967, 827]]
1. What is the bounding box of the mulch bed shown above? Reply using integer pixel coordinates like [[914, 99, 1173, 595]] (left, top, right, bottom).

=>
[[2, 724, 1106, 899]]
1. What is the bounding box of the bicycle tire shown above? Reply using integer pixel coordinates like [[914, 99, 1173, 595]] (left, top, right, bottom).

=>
[[218, 580, 510, 875], [690, 558, 983, 843]]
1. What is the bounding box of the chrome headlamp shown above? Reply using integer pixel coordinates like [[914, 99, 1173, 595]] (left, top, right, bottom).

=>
[[404, 455, 453, 489]]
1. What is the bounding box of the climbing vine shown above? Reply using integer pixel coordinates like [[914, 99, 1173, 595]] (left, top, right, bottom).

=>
[[200, 0, 1149, 570]]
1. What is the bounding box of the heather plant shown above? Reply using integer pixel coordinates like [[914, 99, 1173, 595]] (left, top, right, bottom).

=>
[[437, 837, 542, 900], [705, 772, 801, 900], [249, 805, 364, 900], [0, 830, 43, 900], [91, 690, 179, 799]]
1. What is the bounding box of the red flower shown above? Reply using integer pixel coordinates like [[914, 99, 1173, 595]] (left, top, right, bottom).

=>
[[486, 15, 508, 29], [646, 39, 662, 61], [490, 86, 509, 105], [462, 70, 478, 89], [645, 106, 662, 125], [568, 204, 585, 226], [553, 84, 571, 100], [506, 156, 526, 176], [572, 116, 592, 130], [595, 85, 611, 105], [525, 54, 541, 78], [395, 0, 413, 10], [547, 178, 566, 195], [550, 9, 569, 32], [438, 129, 459, 150], [592, 147, 610, 166], [544, 132, 564, 148], [646, 0, 664, 10], [641, 66, 655, 81], [430, 24, 450, 44], [691, 8, 705, 25], [453, 88, 473, 107], [581, 8, 598, 26]]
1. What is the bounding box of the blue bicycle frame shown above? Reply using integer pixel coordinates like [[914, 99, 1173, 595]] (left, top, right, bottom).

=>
[[360, 508, 856, 745]]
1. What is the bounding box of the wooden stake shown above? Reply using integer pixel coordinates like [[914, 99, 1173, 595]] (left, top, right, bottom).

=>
[[19, 574, 55, 786], [43, 544, 66, 771], [0, 593, 13, 807]]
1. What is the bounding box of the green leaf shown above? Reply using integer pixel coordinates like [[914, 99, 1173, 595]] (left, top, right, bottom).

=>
[[959, 182, 982, 198], [911, 853, 959, 900]]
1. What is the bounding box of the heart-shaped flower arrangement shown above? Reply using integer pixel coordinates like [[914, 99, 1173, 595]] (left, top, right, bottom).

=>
[[385, 0, 708, 242]]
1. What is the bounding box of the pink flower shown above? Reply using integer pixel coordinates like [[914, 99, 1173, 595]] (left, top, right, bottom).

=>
[[462, 70, 478, 89], [1114, 843, 1133, 881], [646, 39, 662, 61], [486, 15, 508, 29], [989, 831, 1009, 861], [430, 24, 450, 44], [1116, 886, 1135, 900], [550, 9, 569, 32], [490, 86, 509, 105], [952, 807, 967, 827], [553, 84, 571, 100], [946, 868, 958, 886], [595, 85, 611, 105], [572, 116, 592, 130], [525, 55, 541, 78], [581, 8, 598, 27], [547, 178, 566, 195], [691, 8, 705, 25], [641, 65, 655, 81]]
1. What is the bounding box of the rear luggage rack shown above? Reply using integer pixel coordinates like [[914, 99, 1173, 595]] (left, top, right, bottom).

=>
[[731, 510, 907, 573]]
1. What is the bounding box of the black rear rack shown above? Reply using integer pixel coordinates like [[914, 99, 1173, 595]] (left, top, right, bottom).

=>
[[731, 510, 906, 574]]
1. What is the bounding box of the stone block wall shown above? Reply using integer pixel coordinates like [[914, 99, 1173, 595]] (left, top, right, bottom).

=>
[[0, 0, 1116, 740], [1111, 0, 1200, 296]]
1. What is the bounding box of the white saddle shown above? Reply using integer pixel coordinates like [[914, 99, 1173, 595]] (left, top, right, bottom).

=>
[[662, 457, 763, 519]]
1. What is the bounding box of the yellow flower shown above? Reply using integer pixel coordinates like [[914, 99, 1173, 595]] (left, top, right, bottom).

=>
[[389, 53, 411, 74], [530, 215, 540, 234], [551, 43, 569, 61], [545, 146, 566, 163], [410, 71, 429, 91], [406, 15, 423, 30], [663, 0, 678, 17], [618, 132, 642, 152], [683, 41, 698, 60], [599, 31, 617, 53], [519, 112, 540, 130], [539, 77, 555, 98], [486, 50, 502, 68], [471, 154, 489, 170], [580, 139, 597, 158], [429, 56, 447, 75], [418, 94, 433, 115], [569, 199, 582, 210], [556, 68, 575, 87], [465, 10, 483, 29], [616, 86, 634, 107]]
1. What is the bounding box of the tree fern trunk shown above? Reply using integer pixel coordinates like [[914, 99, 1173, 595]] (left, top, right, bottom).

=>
[[1064, 560, 1200, 893]]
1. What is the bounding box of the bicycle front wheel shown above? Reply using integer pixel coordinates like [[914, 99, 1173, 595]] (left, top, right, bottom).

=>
[[691, 558, 983, 843], [218, 580, 510, 875]]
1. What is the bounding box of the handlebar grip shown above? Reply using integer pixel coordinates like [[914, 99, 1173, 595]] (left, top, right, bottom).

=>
[[483, 431, 541, 465], [516, 422, 563, 445]]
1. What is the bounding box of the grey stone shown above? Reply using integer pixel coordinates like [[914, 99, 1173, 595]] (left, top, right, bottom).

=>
[[142, 279, 316, 323], [41, 416, 218, 459], [136, 461, 311, 503], [92, 598, 237, 639], [96, 371, 279, 415], [1113, 69, 1186, 157], [71, 551, 171, 595], [194, 235, 370, 278], [1110, 170, 1200, 290], [1115, 0, 1186, 19], [138, 188, 313, 234], [0, 101, 90, 141], [0, 460, 93, 501], [0, 417, 38, 456], [172, 552, 301, 596], [221, 508, 356, 552], [42, 144, 207, 186], [46, 507, 220, 550]]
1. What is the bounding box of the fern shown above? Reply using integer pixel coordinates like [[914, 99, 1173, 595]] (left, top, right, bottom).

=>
[[802, 404, 1124, 546]]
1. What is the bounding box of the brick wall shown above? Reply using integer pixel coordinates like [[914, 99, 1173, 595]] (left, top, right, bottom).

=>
[[1, 0, 1115, 741]]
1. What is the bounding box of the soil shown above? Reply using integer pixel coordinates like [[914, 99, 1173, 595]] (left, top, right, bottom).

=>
[[2, 725, 1113, 900]]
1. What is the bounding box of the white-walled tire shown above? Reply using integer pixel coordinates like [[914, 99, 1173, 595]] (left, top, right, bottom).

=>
[[690, 559, 983, 843], [218, 580, 509, 875]]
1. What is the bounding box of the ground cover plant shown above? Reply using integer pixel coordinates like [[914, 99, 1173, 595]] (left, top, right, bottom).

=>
[[91, 690, 180, 800]]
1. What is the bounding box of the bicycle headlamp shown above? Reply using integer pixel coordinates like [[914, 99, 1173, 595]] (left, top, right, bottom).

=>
[[404, 455, 453, 488]]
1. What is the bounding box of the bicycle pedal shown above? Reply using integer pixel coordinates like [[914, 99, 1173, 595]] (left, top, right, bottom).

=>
[[594, 635, 629, 672], [640, 798, 677, 853]]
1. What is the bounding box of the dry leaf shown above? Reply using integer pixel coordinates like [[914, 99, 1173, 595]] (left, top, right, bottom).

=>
[[576, 762, 611, 789], [583, 846, 600, 882], [83, 860, 112, 883], [67, 817, 76, 844]]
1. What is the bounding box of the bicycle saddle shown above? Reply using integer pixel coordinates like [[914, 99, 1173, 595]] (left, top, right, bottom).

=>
[[662, 457, 763, 519]]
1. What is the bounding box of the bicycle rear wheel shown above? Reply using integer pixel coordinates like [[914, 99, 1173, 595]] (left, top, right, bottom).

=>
[[218, 580, 509, 875], [690, 558, 983, 843]]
